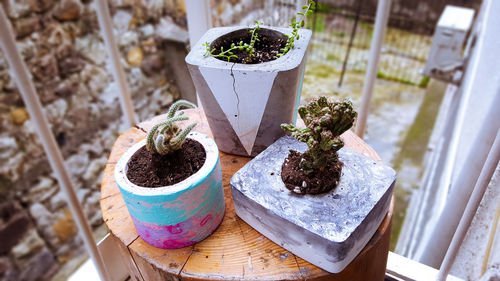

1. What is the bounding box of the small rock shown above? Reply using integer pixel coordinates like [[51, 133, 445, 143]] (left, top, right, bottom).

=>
[[77, 189, 90, 205], [29, 203, 53, 229], [47, 24, 72, 46], [52, 208, 77, 242], [0, 136, 18, 159], [44, 99, 68, 124], [49, 191, 66, 211], [5, 0, 31, 19], [17, 247, 56, 281], [75, 36, 107, 66], [118, 31, 139, 47], [54, 78, 78, 98], [37, 82, 58, 104], [53, 0, 82, 21], [10, 108, 29, 125], [140, 54, 164, 76], [141, 38, 157, 54], [11, 228, 45, 260], [110, 0, 136, 8], [56, 45, 84, 76], [65, 152, 89, 177], [14, 17, 41, 38], [139, 24, 154, 38], [17, 39, 37, 60], [58, 56, 84, 76], [83, 157, 107, 182], [29, 0, 54, 13], [28, 176, 57, 203], [144, 0, 164, 22], [0, 203, 30, 255], [31, 54, 58, 82], [0, 256, 13, 276], [127, 46, 144, 67], [155, 17, 189, 43], [113, 10, 133, 34]]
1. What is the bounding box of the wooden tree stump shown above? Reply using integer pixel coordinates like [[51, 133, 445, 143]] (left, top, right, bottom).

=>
[[101, 108, 393, 281]]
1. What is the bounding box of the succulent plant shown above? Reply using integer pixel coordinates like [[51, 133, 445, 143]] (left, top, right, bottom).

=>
[[281, 97, 357, 174], [146, 100, 197, 155]]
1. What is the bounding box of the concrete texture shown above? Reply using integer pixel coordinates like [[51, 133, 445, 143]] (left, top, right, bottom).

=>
[[186, 26, 311, 156], [230, 136, 396, 272]]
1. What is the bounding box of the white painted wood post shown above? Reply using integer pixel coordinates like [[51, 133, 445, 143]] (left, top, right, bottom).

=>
[[185, 0, 212, 106], [95, 0, 136, 128], [419, 90, 500, 267], [0, 6, 109, 281], [437, 130, 500, 281], [355, 0, 392, 138]]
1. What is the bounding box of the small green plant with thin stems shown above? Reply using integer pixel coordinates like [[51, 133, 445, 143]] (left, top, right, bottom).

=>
[[277, 1, 315, 58], [203, 21, 263, 61], [146, 100, 197, 155], [204, 0, 315, 62]]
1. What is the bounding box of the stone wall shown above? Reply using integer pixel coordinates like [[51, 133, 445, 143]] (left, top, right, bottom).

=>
[[0, 0, 190, 280]]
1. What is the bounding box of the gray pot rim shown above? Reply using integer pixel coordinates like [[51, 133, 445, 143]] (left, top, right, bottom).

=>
[[186, 25, 312, 72], [114, 132, 219, 196]]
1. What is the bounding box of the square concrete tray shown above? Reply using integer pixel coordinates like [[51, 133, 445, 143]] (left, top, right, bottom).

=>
[[230, 136, 396, 273]]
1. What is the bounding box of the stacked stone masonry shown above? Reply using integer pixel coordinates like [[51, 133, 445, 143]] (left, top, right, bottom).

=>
[[0, 0, 193, 280]]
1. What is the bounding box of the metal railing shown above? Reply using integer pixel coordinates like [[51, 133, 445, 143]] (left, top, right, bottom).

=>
[[1, 0, 497, 280]]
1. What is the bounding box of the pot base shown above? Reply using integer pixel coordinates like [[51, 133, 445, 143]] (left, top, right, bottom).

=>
[[230, 136, 396, 273]]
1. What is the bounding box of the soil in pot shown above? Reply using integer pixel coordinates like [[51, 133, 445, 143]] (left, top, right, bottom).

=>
[[126, 139, 206, 188], [281, 150, 343, 195], [210, 28, 287, 64]]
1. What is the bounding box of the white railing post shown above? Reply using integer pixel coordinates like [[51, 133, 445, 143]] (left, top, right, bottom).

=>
[[186, 0, 212, 106], [437, 130, 500, 281], [418, 89, 500, 267], [95, 0, 136, 128], [0, 6, 109, 281], [355, 0, 392, 138]]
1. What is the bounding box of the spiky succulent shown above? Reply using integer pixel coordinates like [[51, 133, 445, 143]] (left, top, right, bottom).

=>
[[146, 100, 197, 155], [281, 97, 357, 174]]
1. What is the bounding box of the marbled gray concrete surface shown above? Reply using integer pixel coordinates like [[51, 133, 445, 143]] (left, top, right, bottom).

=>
[[230, 136, 396, 272]]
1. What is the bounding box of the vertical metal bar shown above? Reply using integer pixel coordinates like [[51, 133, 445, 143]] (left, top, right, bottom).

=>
[[339, 0, 363, 87], [95, 0, 136, 128], [186, 0, 212, 47], [0, 6, 109, 281], [437, 130, 500, 281], [355, 0, 392, 138], [186, 0, 212, 106]]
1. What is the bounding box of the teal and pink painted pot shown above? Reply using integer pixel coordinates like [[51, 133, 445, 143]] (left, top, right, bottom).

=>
[[114, 132, 225, 249]]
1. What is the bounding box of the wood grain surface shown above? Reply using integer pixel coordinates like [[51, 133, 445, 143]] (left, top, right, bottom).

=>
[[100, 108, 393, 281]]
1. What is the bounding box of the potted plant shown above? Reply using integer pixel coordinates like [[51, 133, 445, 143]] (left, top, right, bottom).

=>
[[114, 100, 225, 249], [185, 2, 315, 156], [230, 97, 396, 273]]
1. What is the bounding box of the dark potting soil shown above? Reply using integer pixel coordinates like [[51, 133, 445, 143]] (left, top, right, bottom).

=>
[[126, 139, 206, 188], [281, 150, 343, 195], [210, 28, 287, 64]]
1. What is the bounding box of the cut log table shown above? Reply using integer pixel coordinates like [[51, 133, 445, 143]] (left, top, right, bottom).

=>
[[100, 108, 393, 281]]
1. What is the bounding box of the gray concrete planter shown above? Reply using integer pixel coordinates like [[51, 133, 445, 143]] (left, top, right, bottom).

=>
[[230, 136, 396, 273], [186, 26, 311, 156]]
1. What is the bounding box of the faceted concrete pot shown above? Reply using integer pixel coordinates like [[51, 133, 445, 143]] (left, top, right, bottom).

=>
[[186, 26, 311, 156], [230, 136, 396, 273], [114, 132, 225, 249]]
